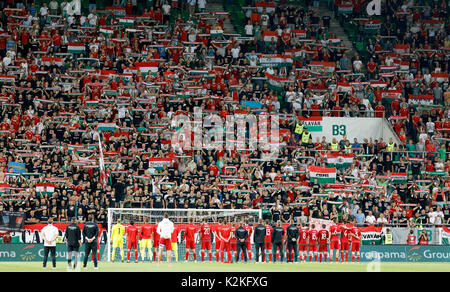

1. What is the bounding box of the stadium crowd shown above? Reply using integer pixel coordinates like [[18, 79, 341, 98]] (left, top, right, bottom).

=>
[[0, 0, 447, 230]]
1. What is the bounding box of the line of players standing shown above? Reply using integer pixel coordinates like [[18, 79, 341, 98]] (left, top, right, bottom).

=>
[[110, 217, 363, 264]]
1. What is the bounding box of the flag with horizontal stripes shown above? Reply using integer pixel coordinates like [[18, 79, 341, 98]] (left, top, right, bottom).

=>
[[0, 184, 10, 195], [7, 161, 26, 173], [148, 157, 172, 171], [68, 43, 85, 53], [99, 27, 114, 35], [210, 29, 223, 38], [35, 183, 55, 196], [326, 153, 353, 169], [97, 123, 118, 132], [41, 56, 62, 66], [135, 62, 159, 75], [391, 172, 407, 183], [309, 166, 336, 183], [263, 31, 278, 44], [118, 17, 134, 26]]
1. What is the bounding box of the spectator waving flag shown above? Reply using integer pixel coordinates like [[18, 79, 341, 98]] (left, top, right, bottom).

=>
[[442, 226, 450, 245]]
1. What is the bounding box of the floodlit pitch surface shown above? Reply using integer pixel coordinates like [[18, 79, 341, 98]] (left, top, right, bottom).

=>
[[1, 262, 450, 272]]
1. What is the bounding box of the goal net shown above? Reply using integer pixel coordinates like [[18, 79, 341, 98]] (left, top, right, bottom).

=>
[[106, 208, 262, 262]]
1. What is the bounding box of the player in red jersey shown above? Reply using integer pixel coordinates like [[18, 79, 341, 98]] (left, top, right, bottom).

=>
[[140, 218, 153, 261], [218, 221, 232, 263], [349, 224, 362, 263], [125, 220, 139, 263], [339, 223, 351, 262], [230, 219, 238, 262], [183, 218, 198, 262], [198, 219, 213, 262], [264, 219, 273, 262], [170, 225, 180, 262], [243, 219, 253, 261], [317, 224, 330, 263], [329, 219, 340, 262], [298, 223, 309, 263], [307, 224, 319, 262], [151, 219, 160, 262], [213, 219, 224, 262]]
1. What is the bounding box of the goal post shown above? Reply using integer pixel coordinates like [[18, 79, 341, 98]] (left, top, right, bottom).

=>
[[106, 208, 262, 262]]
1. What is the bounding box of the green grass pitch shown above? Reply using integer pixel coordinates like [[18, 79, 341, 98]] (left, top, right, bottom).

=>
[[1, 261, 450, 272]]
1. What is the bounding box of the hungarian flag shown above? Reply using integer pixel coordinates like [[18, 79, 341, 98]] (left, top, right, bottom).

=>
[[148, 157, 172, 171], [97, 123, 118, 132], [0, 184, 10, 195], [326, 153, 353, 169], [360, 226, 383, 245], [431, 72, 448, 83], [309, 61, 335, 73], [99, 27, 114, 35], [265, 72, 291, 92], [291, 29, 306, 39], [391, 172, 407, 183], [263, 31, 278, 44], [337, 82, 352, 93], [98, 135, 107, 188], [258, 54, 292, 68], [68, 43, 85, 53], [0, 75, 16, 83], [408, 95, 433, 106], [442, 226, 450, 245], [41, 56, 63, 66], [393, 44, 410, 54], [36, 183, 55, 196], [135, 62, 159, 75], [308, 166, 336, 184], [210, 29, 223, 38], [118, 17, 134, 26]]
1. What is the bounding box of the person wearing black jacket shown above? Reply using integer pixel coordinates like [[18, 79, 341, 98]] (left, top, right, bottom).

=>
[[253, 219, 266, 263], [82, 215, 99, 269], [271, 221, 285, 263], [285, 220, 299, 263], [235, 222, 249, 263], [64, 218, 81, 270]]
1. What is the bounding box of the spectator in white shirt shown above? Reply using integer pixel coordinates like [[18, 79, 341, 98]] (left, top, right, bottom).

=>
[[40, 3, 49, 17], [49, 0, 59, 15], [197, 0, 206, 12], [365, 211, 376, 225], [244, 20, 253, 36], [41, 218, 59, 269]]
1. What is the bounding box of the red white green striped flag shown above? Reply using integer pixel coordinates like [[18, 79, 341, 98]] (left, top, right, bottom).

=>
[[308, 166, 336, 184], [68, 43, 86, 53], [326, 153, 353, 168]]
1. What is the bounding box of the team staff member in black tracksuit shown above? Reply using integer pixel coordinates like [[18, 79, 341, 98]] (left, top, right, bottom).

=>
[[285, 220, 300, 263], [64, 218, 82, 270], [271, 221, 285, 263], [82, 215, 99, 269], [253, 219, 266, 263], [235, 222, 249, 263]]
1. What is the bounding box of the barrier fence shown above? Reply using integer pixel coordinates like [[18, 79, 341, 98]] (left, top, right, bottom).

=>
[[0, 243, 449, 263]]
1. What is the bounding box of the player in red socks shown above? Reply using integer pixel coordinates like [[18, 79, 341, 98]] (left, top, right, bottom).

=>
[[329, 219, 340, 263], [213, 219, 224, 262], [264, 220, 273, 262], [218, 221, 232, 263], [198, 219, 213, 262], [307, 224, 318, 262], [350, 224, 362, 263], [317, 224, 330, 263], [125, 220, 139, 263], [298, 223, 308, 262], [339, 223, 351, 263], [230, 220, 238, 262], [183, 218, 198, 262]]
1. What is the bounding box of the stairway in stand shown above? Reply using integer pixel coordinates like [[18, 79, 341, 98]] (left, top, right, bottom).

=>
[[205, 0, 237, 34]]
